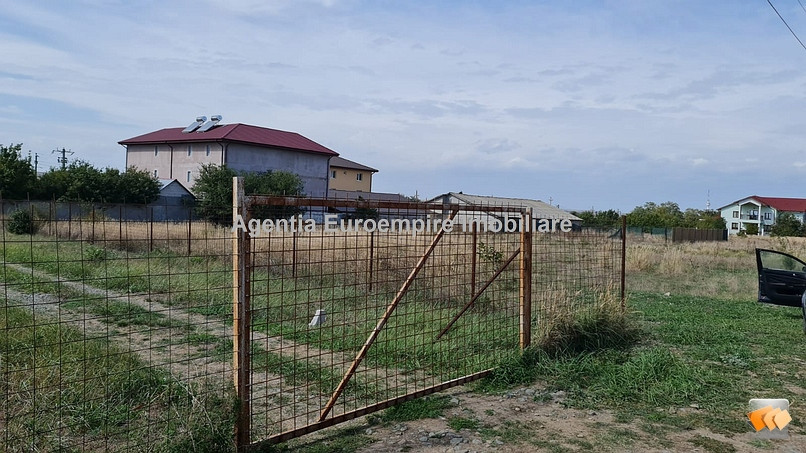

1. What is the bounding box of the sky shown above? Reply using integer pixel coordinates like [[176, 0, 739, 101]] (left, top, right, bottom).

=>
[[3, 1, 806, 212]]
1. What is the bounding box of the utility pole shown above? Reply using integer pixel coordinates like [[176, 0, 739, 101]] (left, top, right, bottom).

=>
[[52, 147, 73, 170]]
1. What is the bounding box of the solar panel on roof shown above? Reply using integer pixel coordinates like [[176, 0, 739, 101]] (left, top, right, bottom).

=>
[[197, 115, 222, 133], [182, 116, 207, 133]]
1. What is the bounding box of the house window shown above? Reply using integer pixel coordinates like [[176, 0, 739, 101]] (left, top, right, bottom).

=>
[[206, 145, 210, 156], [731, 222, 738, 230], [187, 145, 192, 156], [356, 173, 363, 181], [732, 210, 739, 218], [187, 171, 191, 182], [764, 212, 772, 220], [154, 146, 159, 156], [331, 170, 336, 179], [154, 169, 158, 178]]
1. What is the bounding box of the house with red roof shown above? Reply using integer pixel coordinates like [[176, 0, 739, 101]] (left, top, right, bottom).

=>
[[119, 116, 339, 197], [718, 196, 806, 235]]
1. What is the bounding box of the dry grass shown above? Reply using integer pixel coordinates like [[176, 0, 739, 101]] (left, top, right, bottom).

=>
[[625, 234, 806, 299]]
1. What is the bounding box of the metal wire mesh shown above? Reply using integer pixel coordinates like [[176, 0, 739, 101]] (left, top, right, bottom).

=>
[[0, 194, 624, 451], [0, 200, 236, 452], [240, 195, 625, 446]]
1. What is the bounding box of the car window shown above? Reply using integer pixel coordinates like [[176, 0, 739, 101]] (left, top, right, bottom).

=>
[[759, 250, 806, 271]]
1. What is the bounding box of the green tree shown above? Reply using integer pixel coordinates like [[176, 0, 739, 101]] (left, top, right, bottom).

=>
[[744, 223, 759, 235], [193, 164, 305, 225], [770, 212, 804, 237], [111, 167, 161, 204], [571, 209, 621, 228], [0, 143, 36, 199], [626, 201, 683, 228], [38, 163, 160, 203], [680, 208, 726, 229], [193, 164, 238, 225]]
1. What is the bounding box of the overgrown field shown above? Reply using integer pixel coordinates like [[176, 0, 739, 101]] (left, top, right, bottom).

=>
[[5, 220, 799, 452]]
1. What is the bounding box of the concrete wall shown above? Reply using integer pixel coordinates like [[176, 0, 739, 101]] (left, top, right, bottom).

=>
[[329, 166, 372, 192], [125, 142, 330, 197], [125, 142, 223, 183], [225, 143, 330, 197]]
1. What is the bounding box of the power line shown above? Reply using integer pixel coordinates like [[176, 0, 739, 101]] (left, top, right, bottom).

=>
[[52, 147, 74, 170], [798, 0, 806, 16], [767, 0, 806, 53]]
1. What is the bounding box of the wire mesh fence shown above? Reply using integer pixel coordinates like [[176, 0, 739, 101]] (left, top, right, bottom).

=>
[[0, 199, 236, 452], [236, 186, 625, 448], [0, 189, 625, 451]]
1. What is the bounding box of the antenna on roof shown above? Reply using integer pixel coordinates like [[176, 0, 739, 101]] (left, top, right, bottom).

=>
[[197, 115, 222, 133], [182, 116, 207, 133]]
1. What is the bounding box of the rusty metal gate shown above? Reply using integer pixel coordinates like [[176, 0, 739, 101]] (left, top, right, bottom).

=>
[[231, 178, 624, 449]]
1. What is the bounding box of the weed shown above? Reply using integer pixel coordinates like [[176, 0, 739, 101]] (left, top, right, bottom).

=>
[[448, 416, 480, 431], [689, 434, 736, 453], [380, 395, 453, 423]]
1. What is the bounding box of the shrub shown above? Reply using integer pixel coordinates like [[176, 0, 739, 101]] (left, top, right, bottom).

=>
[[6, 208, 37, 235]]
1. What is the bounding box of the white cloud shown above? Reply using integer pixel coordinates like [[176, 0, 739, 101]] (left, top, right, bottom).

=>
[[1, 1, 806, 210]]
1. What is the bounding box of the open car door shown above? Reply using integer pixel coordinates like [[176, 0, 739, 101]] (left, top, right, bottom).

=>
[[756, 248, 806, 307]]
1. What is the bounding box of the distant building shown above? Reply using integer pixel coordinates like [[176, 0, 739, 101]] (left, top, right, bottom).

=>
[[328, 189, 421, 219], [427, 192, 582, 230], [328, 156, 377, 192], [718, 195, 806, 235], [156, 179, 194, 206], [120, 116, 338, 197]]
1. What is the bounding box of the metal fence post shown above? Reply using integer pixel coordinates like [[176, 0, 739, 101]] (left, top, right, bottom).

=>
[[232, 177, 251, 450], [621, 216, 627, 312], [519, 211, 532, 351], [369, 230, 374, 291]]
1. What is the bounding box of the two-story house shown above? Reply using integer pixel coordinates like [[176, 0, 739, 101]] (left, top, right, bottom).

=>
[[328, 156, 378, 192], [718, 196, 806, 235], [120, 117, 339, 197]]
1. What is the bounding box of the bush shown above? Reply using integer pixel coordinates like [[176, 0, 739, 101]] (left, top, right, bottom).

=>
[[7, 209, 37, 235]]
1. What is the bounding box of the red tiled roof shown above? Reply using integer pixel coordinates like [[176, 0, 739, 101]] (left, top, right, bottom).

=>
[[119, 123, 338, 156], [751, 196, 806, 212]]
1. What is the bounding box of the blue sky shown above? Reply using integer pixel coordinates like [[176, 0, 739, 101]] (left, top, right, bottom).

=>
[[2, 1, 806, 211]]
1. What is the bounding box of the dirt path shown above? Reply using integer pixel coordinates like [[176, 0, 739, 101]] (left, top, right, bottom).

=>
[[286, 385, 806, 452], [2, 261, 432, 438]]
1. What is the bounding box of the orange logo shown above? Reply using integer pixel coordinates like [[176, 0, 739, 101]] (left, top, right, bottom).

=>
[[747, 399, 790, 438]]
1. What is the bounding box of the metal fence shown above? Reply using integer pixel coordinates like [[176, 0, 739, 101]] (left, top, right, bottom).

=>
[[0, 185, 625, 452], [234, 179, 625, 449], [0, 201, 235, 452]]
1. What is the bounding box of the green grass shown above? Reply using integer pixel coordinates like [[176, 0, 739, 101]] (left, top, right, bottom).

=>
[[378, 395, 454, 423], [448, 416, 480, 431], [0, 305, 235, 452]]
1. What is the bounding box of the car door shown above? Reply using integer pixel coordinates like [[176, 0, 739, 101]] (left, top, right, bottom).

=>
[[756, 248, 806, 307]]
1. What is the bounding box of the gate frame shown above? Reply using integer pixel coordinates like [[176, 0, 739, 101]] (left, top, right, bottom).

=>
[[232, 179, 622, 450]]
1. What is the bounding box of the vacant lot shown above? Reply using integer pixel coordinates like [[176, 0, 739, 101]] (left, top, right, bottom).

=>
[[281, 234, 806, 452], [3, 223, 804, 452]]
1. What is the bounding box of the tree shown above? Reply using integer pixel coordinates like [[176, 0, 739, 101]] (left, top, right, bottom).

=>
[[0, 143, 36, 199], [770, 212, 804, 237], [111, 167, 161, 204], [193, 164, 238, 225], [626, 201, 683, 228], [38, 162, 160, 203], [681, 208, 726, 230], [193, 164, 305, 225], [571, 209, 621, 229]]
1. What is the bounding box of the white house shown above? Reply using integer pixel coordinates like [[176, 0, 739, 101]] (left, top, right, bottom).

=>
[[718, 196, 806, 235]]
